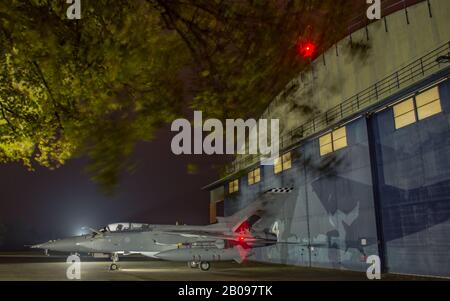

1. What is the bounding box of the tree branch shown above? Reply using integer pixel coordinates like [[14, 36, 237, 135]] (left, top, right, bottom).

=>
[[30, 60, 64, 129]]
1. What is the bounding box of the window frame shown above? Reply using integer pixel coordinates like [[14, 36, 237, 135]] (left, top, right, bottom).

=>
[[393, 98, 417, 130], [319, 126, 348, 157], [393, 86, 442, 130], [274, 151, 292, 174], [416, 86, 442, 121], [248, 167, 261, 186], [228, 179, 239, 194], [274, 156, 283, 174]]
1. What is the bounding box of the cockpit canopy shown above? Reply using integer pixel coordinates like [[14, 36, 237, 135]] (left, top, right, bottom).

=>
[[104, 222, 151, 232]]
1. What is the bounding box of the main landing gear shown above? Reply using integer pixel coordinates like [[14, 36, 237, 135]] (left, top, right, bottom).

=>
[[188, 261, 199, 269], [109, 253, 120, 271], [199, 261, 210, 271], [188, 261, 210, 271]]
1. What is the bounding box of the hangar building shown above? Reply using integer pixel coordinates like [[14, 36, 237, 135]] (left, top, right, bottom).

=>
[[205, 0, 450, 278]]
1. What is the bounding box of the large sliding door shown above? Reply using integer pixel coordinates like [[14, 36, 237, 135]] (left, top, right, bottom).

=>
[[370, 79, 450, 277]]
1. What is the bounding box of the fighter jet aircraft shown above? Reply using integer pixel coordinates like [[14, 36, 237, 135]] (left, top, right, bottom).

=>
[[31, 187, 291, 271]]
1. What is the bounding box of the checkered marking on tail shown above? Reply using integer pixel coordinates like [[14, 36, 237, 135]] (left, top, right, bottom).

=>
[[267, 187, 293, 193]]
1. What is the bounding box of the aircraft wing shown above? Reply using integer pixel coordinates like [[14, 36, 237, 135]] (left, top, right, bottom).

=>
[[156, 229, 276, 250], [159, 229, 231, 240]]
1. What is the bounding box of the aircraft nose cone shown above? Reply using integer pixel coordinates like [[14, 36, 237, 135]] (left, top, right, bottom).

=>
[[30, 241, 52, 249], [31, 239, 77, 252]]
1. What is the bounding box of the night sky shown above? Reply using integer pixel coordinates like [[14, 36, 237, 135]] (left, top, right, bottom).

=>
[[0, 125, 230, 250]]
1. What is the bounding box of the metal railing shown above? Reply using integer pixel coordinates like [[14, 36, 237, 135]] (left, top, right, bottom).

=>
[[225, 41, 450, 175]]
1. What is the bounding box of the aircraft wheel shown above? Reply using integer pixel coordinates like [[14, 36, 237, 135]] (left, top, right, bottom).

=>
[[199, 261, 210, 271], [188, 261, 198, 269], [109, 263, 119, 271]]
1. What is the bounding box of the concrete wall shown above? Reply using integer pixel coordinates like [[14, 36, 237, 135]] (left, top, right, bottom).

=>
[[209, 186, 224, 223]]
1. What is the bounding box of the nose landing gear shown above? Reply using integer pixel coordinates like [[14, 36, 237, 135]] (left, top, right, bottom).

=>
[[109, 253, 120, 271]]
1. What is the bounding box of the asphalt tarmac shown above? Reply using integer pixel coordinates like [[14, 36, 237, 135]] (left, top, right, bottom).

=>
[[0, 252, 441, 281]]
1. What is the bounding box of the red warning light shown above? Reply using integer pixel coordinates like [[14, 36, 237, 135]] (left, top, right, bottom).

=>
[[239, 236, 245, 242], [297, 41, 316, 59]]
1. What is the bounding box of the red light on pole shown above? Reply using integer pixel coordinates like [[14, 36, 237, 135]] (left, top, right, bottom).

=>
[[239, 236, 245, 242], [297, 41, 316, 59]]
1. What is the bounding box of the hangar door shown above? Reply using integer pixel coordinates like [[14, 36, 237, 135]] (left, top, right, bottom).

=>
[[370, 80, 450, 277]]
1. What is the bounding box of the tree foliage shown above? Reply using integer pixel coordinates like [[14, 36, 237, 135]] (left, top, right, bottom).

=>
[[0, 0, 356, 193]]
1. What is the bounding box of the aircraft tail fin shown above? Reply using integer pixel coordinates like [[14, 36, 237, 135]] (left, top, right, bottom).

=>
[[226, 187, 294, 232], [232, 214, 262, 233]]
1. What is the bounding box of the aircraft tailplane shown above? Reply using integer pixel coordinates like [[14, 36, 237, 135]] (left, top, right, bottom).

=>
[[224, 187, 294, 232]]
